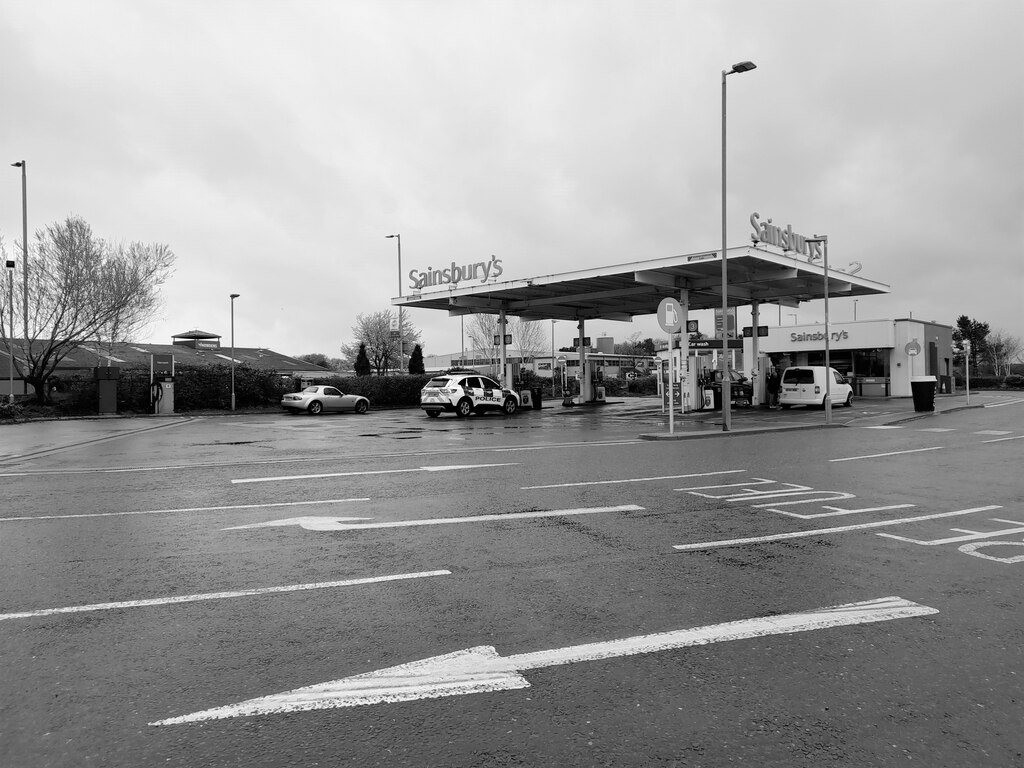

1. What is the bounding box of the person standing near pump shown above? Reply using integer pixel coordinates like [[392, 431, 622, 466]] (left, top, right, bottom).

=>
[[766, 366, 781, 409]]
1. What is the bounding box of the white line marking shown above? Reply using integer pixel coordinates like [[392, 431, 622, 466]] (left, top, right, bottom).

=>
[[861, 425, 903, 430], [150, 596, 936, 723], [232, 463, 518, 485], [984, 399, 1024, 408], [975, 431, 1012, 435], [775, 504, 916, 520], [0, 570, 451, 622], [918, 428, 956, 432], [224, 505, 645, 531], [0, 498, 370, 523], [672, 506, 1003, 550], [830, 446, 943, 463], [980, 435, 1024, 444], [522, 469, 745, 490], [877, 519, 1024, 546]]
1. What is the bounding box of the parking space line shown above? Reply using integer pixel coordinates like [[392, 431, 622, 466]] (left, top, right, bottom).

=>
[[232, 463, 518, 485], [830, 446, 943, 462], [0, 498, 370, 523], [0, 570, 452, 622], [522, 469, 745, 490], [980, 435, 1024, 443], [672, 506, 1002, 551]]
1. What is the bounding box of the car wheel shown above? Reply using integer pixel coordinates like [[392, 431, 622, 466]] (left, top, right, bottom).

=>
[[354, 400, 368, 414], [844, 393, 853, 407], [455, 398, 473, 418], [308, 401, 323, 415], [502, 397, 518, 416], [426, 411, 441, 418], [780, 403, 792, 410]]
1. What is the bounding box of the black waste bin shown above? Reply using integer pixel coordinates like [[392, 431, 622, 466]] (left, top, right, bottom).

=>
[[530, 386, 542, 410], [712, 387, 723, 411], [910, 376, 937, 412]]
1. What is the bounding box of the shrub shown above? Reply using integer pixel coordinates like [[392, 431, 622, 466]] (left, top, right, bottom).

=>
[[1004, 374, 1024, 389]]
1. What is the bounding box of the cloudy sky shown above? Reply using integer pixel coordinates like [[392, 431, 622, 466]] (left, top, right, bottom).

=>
[[2, 0, 1021, 360]]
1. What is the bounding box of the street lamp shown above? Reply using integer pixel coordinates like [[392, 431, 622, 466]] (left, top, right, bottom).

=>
[[11, 161, 27, 338], [386, 234, 403, 373], [5, 259, 14, 403], [806, 235, 832, 425], [230, 293, 240, 410], [720, 60, 756, 432]]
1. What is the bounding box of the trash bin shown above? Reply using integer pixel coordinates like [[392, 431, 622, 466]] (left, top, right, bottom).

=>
[[910, 375, 937, 412], [712, 387, 723, 411], [530, 386, 542, 410]]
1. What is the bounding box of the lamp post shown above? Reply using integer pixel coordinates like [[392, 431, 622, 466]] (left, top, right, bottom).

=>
[[11, 161, 27, 337], [230, 293, 239, 410], [720, 60, 756, 432], [386, 234, 403, 373], [5, 259, 14, 403], [806, 235, 832, 424]]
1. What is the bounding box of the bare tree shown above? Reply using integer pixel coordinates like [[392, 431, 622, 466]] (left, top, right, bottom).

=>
[[465, 314, 543, 363], [340, 310, 421, 375], [986, 330, 1022, 377], [0, 217, 174, 404]]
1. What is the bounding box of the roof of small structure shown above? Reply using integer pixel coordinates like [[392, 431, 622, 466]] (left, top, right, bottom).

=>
[[172, 329, 221, 340]]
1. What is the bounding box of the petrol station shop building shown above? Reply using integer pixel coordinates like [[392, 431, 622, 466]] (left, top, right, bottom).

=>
[[396, 238, 953, 407]]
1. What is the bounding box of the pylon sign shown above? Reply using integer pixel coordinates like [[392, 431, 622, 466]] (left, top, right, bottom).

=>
[[658, 298, 683, 334]]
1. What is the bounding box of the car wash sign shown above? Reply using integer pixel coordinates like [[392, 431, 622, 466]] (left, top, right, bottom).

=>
[[750, 212, 823, 262], [409, 255, 504, 290]]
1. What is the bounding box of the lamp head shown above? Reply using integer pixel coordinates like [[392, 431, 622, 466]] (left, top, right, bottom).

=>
[[731, 61, 756, 73], [11, 161, 24, 168], [5, 260, 15, 269], [230, 293, 240, 299], [385, 234, 399, 239]]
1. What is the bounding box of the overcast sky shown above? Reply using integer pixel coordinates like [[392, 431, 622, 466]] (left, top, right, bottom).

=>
[[2, 0, 1021, 360]]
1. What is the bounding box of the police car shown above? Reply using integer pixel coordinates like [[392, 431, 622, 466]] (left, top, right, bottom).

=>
[[420, 374, 520, 418]]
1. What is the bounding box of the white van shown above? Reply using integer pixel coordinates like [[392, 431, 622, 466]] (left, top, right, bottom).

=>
[[779, 366, 854, 408]]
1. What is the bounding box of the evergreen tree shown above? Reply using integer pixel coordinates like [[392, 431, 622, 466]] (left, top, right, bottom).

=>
[[354, 342, 372, 376], [408, 344, 425, 375]]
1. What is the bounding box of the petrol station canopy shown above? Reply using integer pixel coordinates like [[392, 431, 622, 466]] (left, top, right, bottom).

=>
[[393, 245, 890, 323]]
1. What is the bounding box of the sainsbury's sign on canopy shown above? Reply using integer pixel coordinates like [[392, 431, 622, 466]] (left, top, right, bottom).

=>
[[409, 255, 503, 290], [750, 212, 823, 262]]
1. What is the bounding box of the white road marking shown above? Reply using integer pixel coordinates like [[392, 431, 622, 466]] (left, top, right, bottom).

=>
[[0, 498, 370, 523], [522, 469, 745, 490], [495, 440, 644, 452], [984, 399, 1024, 408], [224, 505, 645, 531], [918, 428, 956, 432], [150, 596, 936, 724], [829, 446, 943, 462], [980, 435, 1024, 444], [876, 519, 1024, 546], [861, 425, 903, 429], [672, 506, 1003, 550], [682, 478, 791, 497], [975, 430, 1012, 435], [774, 504, 916, 520], [0, 570, 451, 622], [232, 463, 518, 485]]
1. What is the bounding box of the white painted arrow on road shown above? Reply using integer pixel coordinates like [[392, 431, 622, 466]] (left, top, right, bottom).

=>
[[231, 463, 518, 484], [223, 505, 644, 531], [151, 596, 936, 725]]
